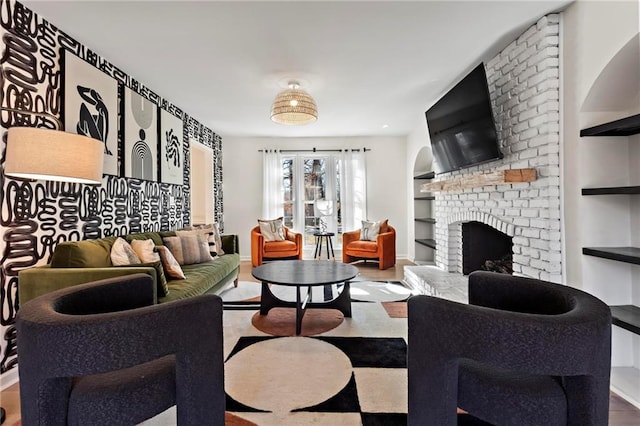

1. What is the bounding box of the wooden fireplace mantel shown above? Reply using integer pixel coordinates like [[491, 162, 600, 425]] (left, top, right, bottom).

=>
[[420, 168, 537, 192]]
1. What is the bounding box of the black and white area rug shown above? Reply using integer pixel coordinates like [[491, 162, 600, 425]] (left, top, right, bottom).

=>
[[225, 336, 407, 425], [220, 279, 411, 425]]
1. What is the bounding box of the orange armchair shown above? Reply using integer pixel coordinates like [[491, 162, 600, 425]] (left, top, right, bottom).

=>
[[251, 225, 303, 267], [342, 222, 396, 270]]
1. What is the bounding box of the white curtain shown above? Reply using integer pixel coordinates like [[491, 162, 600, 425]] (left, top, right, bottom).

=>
[[339, 150, 367, 232], [262, 149, 283, 219]]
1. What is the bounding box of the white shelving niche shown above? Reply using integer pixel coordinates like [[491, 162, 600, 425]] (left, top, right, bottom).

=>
[[579, 33, 640, 408]]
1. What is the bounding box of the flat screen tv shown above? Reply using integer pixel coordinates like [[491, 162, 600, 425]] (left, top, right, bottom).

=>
[[425, 63, 502, 174]]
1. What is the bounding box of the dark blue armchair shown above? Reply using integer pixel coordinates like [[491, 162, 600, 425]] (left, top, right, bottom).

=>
[[408, 271, 612, 426], [16, 274, 225, 425]]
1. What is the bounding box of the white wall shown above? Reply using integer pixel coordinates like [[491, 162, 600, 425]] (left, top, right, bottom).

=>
[[562, 0, 640, 291], [222, 136, 408, 260], [562, 0, 640, 403]]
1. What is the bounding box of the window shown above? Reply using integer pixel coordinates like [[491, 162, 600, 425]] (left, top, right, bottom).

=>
[[262, 149, 367, 251], [283, 154, 342, 248]]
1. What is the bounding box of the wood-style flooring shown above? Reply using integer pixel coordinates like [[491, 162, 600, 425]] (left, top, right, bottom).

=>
[[1, 259, 639, 425]]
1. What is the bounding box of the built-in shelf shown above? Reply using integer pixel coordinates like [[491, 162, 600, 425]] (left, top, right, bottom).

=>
[[582, 246, 640, 265], [415, 238, 436, 249], [578, 34, 640, 409], [414, 171, 435, 180], [579, 113, 640, 137], [582, 186, 640, 195], [610, 305, 640, 336], [415, 218, 436, 224], [413, 170, 435, 262]]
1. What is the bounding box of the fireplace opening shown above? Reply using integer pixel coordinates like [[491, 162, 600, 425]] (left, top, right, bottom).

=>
[[462, 221, 513, 275]]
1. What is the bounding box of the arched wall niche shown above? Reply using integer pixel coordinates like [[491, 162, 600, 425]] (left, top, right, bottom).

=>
[[413, 145, 433, 176], [412, 145, 435, 263], [581, 33, 640, 113]]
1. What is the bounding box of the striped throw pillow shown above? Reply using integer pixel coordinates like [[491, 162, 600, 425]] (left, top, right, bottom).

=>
[[163, 234, 213, 265]]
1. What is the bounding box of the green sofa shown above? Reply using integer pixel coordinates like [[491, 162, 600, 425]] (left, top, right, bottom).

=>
[[18, 231, 240, 306]]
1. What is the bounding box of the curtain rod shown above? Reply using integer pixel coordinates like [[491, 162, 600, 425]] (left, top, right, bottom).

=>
[[258, 147, 371, 153]]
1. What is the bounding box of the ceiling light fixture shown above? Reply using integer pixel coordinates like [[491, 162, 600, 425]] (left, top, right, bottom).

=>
[[270, 81, 318, 125]]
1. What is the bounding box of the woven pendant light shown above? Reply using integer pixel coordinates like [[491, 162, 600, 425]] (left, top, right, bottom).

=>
[[270, 81, 318, 125]]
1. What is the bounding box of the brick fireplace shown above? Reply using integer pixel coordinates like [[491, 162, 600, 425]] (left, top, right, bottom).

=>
[[432, 14, 562, 283], [461, 220, 513, 275]]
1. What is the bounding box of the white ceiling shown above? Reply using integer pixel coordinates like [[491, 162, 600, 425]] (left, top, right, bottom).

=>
[[23, 0, 572, 139]]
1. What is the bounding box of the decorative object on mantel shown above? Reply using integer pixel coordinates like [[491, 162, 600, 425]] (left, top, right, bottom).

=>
[[2, 107, 104, 185], [421, 168, 536, 192], [270, 81, 318, 125]]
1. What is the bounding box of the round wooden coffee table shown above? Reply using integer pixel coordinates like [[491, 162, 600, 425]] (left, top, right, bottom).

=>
[[252, 260, 359, 335]]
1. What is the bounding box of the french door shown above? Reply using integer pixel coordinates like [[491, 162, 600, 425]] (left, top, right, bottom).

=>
[[282, 154, 342, 249]]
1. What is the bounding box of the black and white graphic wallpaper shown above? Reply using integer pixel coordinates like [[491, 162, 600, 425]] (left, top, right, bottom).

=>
[[0, 0, 224, 378]]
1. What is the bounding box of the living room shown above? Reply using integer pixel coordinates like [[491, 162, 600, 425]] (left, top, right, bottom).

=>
[[1, 0, 640, 424]]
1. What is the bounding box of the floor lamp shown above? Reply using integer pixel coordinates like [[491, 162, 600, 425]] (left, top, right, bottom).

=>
[[2, 107, 104, 184], [0, 107, 104, 424]]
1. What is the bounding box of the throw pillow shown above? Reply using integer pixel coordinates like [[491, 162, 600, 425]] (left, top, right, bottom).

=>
[[51, 237, 117, 268], [177, 227, 218, 257], [212, 222, 225, 255], [258, 217, 285, 242], [110, 237, 141, 266], [163, 234, 213, 265], [157, 245, 186, 280], [361, 220, 381, 241], [162, 236, 184, 265], [130, 239, 161, 263], [181, 234, 214, 264], [190, 223, 225, 255], [379, 219, 390, 234]]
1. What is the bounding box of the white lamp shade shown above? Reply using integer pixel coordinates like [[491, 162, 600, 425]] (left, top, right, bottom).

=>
[[314, 199, 334, 216], [5, 127, 104, 185]]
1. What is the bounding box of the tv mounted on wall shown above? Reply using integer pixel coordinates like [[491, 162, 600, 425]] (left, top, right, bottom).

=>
[[425, 63, 502, 174]]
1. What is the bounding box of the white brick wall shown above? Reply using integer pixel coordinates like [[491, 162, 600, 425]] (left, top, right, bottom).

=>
[[434, 14, 562, 283]]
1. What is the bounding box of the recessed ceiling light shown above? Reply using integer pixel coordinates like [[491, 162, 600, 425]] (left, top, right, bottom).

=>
[[382, 124, 389, 129]]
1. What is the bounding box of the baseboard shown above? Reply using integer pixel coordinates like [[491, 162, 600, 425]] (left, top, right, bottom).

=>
[[0, 366, 19, 390]]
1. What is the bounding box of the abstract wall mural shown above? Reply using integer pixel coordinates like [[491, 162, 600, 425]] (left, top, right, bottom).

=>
[[63, 50, 120, 176], [124, 87, 157, 181], [159, 108, 184, 185], [0, 0, 224, 378]]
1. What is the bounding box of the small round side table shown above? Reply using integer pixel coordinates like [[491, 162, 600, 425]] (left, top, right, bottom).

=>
[[313, 232, 335, 260]]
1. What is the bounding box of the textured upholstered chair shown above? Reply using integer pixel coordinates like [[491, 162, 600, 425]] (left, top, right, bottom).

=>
[[408, 271, 612, 426], [16, 274, 225, 426], [251, 225, 303, 267], [342, 222, 396, 270]]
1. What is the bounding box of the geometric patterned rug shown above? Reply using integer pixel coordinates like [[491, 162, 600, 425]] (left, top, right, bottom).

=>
[[225, 336, 407, 426], [218, 277, 413, 426]]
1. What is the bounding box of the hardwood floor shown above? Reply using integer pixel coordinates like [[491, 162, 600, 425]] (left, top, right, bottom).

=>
[[1, 381, 20, 426], [2, 259, 639, 424]]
